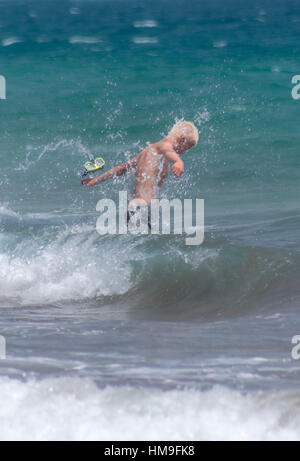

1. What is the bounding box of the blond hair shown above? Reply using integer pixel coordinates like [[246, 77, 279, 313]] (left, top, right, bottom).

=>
[[168, 121, 199, 146]]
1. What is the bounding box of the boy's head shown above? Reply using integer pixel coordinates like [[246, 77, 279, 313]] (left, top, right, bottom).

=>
[[168, 121, 199, 151]]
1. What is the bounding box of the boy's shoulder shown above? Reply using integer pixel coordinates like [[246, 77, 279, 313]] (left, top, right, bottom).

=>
[[137, 138, 173, 159], [154, 139, 173, 154]]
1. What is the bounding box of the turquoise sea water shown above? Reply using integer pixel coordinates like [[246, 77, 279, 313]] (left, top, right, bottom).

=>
[[0, 0, 300, 440]]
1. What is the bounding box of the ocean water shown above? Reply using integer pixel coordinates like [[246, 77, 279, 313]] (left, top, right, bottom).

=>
[[0, 0, 300, 441]]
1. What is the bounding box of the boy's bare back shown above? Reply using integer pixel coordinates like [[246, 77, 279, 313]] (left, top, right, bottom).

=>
[[133, 140, 180, 204]]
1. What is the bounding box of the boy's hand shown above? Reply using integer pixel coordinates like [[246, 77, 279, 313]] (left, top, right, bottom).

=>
[[82, 177, 97, 187], [172, 160, 184, 177]]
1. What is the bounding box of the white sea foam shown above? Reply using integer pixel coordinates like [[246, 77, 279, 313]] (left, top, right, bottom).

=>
[[69, 36, 101, 45], [0, 377, 299, 440], [0, 227, 132, 306], [213, 40, 227, 48], [132, 37, 158, 44], [0, 205, 20, 219], [271, 65, 281, 73], [2, 37, 23, 47], [133, 20, 159, 28]]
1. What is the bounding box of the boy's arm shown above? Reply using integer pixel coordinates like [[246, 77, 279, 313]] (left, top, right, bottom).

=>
[[163, 147, 184, 177], [82, 157, 137, 187]]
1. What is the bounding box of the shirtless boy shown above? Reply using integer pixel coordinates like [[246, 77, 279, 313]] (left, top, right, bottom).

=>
[[82, 121, 199, 208]]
